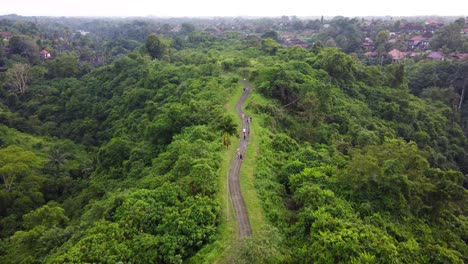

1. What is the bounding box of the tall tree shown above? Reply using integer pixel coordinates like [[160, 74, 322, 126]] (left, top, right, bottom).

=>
[[145, 34, 168, 59], [180, 22, 196, 35], [375, 30, 389, 66], [261, 31, 279, 41], [8, 35, 40, 64], [5, 63, 32, 95], [261, 38, 280, 55], [430, 22, 465, 52], [0, 146, 41, 191], [46, 53, 81, 78], [219, 114, 238, 149]]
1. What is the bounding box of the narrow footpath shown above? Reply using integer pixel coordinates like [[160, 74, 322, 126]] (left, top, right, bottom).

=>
[[228, 80, 253, 238]]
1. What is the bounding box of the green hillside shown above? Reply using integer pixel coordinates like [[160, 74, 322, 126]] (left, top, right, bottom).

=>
[[0, 16, 467, 263], [245, 47, 467, 263]]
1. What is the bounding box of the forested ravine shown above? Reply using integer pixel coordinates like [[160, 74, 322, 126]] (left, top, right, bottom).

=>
[[1, 15, 467, 263], [229, 80, 253, 238]]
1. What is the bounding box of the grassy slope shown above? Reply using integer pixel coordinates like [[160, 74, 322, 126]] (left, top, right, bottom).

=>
[[238, 92, 266, 234]]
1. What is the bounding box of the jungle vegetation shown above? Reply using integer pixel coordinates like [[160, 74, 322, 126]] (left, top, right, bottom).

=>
[[0, 15, 467, 263]]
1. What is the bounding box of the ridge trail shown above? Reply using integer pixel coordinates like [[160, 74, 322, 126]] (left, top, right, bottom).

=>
[[228, 80, 252, 238]]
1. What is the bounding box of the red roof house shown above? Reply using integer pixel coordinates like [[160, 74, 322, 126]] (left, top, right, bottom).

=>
[[408, 36, 429, 50], [1, 32, 11, 41], [388, 49, 408, 62], [410, 36, 425, 42], [40, 49, 51, 60], [425, 19, 444, 26], [427, 51, 444, 60]]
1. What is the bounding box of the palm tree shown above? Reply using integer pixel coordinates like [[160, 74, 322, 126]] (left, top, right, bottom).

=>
[[48, 148, 70, 174], [219, 114, 238, 149], [81, 154, 98, 178]]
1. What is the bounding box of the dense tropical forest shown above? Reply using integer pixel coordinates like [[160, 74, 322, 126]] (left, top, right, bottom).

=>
[[0, 14, 467, 263]]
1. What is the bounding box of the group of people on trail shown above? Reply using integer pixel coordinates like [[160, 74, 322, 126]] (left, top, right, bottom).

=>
[[237, 111, 253, 159], [242, 127, 250, 140], [241, 112, 252, 125], [237, 148, 243, 160], [241, 112, 252, 141], [247, 116, 252, 125]]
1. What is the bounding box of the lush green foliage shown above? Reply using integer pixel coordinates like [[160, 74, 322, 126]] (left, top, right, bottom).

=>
[[1, 16, 467, 263], [248, 46, 467, 263], [0, 22, 242, 261]]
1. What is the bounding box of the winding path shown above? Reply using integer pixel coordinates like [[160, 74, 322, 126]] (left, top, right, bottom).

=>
[[228, 80, 252, 238]]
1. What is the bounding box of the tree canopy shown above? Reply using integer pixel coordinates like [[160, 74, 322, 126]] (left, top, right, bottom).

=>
[[0, 15, 466, 263]]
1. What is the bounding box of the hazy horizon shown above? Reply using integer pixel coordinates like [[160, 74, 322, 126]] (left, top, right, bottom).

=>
[[2, 0, 467, 18]]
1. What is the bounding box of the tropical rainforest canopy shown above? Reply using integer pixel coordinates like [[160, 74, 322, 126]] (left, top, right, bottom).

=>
[[0, 15, 467, 263]]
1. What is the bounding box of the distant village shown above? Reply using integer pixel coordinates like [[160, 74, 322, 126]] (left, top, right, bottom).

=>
[[194, 16, 468, 64], [269, 17, 468, 64], [0, 15, 467, 68]]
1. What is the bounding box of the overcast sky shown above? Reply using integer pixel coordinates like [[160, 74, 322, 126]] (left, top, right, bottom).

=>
[[2, 0, 467, 18]]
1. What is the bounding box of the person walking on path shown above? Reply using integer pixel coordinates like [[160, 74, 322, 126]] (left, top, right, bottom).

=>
[[242, 128, 246, 140], [236, 147, 243, 160]]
